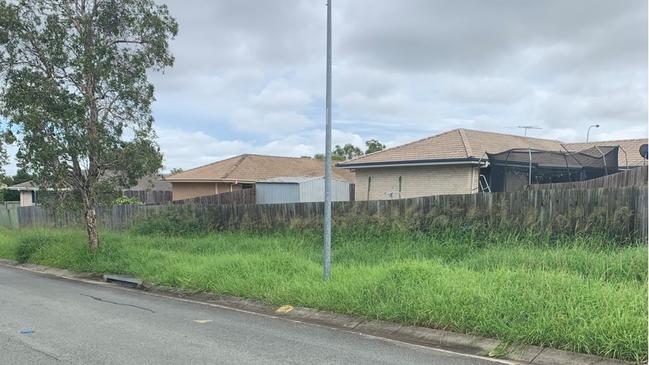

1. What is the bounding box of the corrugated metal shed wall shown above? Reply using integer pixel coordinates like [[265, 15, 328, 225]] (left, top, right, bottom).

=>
[[256, 183, 300, 204], [256, 178, 350, 204], [299, 178, 350, 202]]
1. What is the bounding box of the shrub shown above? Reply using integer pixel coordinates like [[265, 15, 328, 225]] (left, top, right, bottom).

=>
[[114, 196, 143, 205], [16, 233, 57, 263]]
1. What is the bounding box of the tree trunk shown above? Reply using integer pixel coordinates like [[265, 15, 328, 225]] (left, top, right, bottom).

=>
[[81, 193, 99, 251], [85, 207, 99, 251]]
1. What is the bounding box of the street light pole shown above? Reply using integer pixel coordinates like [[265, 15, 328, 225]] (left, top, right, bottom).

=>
[[586, 124, 599, 142], [323, 0, 332, 281]]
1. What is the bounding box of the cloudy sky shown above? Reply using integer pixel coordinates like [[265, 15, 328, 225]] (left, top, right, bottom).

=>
[[5, 0, 649, 174]]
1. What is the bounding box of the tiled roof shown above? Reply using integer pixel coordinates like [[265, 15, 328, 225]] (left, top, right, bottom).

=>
[[563, 139, 648, 167], [8, 174, 172, 191], [165, 154, 355, 183], [6, 180, 36, 190], [338, 129, 564, 167]]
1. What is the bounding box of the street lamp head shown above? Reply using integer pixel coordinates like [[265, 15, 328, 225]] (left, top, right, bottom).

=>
[[586, 124, 600, 142]]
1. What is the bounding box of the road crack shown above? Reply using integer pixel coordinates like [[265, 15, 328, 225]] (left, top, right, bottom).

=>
[[80, 294, 155, 313]]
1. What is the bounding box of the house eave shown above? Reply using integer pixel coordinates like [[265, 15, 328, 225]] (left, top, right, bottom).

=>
[[337, 157, 482, 169], [165, 178, 256, 184]]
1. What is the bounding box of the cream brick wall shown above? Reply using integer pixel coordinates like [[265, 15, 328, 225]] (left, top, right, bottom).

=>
[[172, 182, 248, 200], [354, 165, 479, 200], [172, 182, 217, 201]]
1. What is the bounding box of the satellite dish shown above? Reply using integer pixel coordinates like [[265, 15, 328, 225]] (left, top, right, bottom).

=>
[[640, 144, 648, 160]]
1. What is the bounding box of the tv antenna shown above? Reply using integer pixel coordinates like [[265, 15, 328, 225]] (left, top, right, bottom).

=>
[[518, 125, 542, 136]]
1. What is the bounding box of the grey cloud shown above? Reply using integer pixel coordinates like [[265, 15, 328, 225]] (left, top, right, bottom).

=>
[[145, 0, 646, 170]]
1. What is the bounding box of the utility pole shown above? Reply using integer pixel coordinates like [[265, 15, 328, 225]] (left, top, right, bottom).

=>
[[323, 0, 332, 281], [517, 125, 542, 136]]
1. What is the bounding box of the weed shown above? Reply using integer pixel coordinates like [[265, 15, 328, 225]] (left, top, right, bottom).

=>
[[0, 227, 645, 361]]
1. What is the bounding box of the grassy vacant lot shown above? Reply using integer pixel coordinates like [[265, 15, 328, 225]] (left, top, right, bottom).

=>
[[0, 226, 646, 362]]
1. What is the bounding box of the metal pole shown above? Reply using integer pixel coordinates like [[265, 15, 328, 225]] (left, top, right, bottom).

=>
[[528, 148, 532, 185], [586, 124, 599, 142], [323, 0, 332, 281]]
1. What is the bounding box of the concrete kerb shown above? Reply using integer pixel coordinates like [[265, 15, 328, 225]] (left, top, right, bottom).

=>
[[0, 259, 639, 365]]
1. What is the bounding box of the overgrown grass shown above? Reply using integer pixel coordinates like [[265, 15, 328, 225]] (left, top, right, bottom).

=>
[[0, 226, 645, 362]]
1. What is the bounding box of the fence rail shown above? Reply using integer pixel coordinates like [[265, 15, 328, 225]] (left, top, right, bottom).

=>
[[8, 186, 648, 240], [123, 190, 173, 205], [529, 166, 647, 190], [172, 188, 256, 205]]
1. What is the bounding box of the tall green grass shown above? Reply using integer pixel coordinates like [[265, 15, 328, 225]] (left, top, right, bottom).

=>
[[0, 226, 645, 361]]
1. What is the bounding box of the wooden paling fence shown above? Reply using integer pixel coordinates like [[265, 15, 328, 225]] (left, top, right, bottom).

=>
[[529, 166, 647, 190], [123, 190, 173, 205], [172, 188, 256, 205], [10, 186, 648, 240]]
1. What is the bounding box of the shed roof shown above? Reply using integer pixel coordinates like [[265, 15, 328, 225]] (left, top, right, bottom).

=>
[[257, 176, 350, 184]]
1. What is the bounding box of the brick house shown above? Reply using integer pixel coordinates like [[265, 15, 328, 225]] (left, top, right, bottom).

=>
[[165, 154, 355, 201], [337, 128, 647, 200]]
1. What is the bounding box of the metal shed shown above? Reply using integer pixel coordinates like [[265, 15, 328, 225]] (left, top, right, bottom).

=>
[[255, 176, 351, 204]]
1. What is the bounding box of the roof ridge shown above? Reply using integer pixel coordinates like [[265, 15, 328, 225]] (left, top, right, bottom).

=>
[[564, 138, 648, 144], [457, 129, 473, 158], [241, 153, 315, 160], [340, 128, 461, 165], [221, 154, 248, 180], [167, 154, 247, 179], [459, 127, 562, 143]]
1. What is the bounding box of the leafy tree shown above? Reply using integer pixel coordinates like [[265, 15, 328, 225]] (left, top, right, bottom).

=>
[[333, 144, 363, 160], [169, 167, 183, 175], [12, 168, 31, 185], [0, 0, 177, 250], [365, 139, 385, 154]]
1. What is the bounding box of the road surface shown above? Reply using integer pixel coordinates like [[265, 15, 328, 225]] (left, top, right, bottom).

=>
[[0, 265, 507, 365]]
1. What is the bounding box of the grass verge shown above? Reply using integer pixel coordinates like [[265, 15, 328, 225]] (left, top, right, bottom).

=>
[[0, 227, 645, 362]]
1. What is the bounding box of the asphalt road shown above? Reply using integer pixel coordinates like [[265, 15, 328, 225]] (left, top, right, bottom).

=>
[[0, 265, 508, 365]]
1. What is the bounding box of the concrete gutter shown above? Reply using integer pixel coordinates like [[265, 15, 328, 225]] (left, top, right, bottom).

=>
[[0, 259, 639, 365]]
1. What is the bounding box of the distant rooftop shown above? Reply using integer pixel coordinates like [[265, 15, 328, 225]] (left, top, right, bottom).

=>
[[165, 154, 355, 183], [338, 128, 647, 168]]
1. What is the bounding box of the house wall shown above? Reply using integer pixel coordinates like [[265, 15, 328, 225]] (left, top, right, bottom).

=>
[[172, 182, 217, 201], [216, 182, 242, 193], [353, 165, 479, 201], [19, 191, 35, 207], [172, 182, 248, 201]]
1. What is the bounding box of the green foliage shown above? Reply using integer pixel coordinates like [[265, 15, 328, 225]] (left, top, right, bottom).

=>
[[131, 206, 206, 235], [0, 0, 177, 248], [132, 202, 643, 244], [15, 231, 58, 263], [114, 196, 143, 206], [0, 227, 645, 361], [364, 139, 386, 154], [333, 143, 363, 160], [11, 168, 31, 185]]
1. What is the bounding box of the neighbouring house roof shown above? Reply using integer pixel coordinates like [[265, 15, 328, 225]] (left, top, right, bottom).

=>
[[126, 175, 172, 191], [7, 180, 37, 191], [563, 139, 648, 168], [8, 174, 171, 192], [338, 128, 648, 169], [338, 129, 564, 168], [165, 154, 355, 183]]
